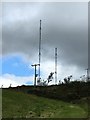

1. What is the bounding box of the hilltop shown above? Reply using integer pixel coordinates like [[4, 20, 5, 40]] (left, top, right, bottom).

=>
[[2, 81, 90, 118]]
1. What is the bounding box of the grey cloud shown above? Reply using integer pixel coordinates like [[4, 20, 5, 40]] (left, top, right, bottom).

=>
[[2, 2, 88, 71]]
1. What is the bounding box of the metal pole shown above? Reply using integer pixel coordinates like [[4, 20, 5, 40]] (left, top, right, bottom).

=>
[[31, 64, 40, 87], [34, 65, 36, 86], [39, 20, 42, 80], [86, 68, 89, 82], [55, 48, 57, 84]]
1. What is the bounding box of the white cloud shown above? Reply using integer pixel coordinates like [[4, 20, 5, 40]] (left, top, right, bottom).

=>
[[0, 74, 34, 88], [40, 60, 86, 84], [0, 61, 87, 88]]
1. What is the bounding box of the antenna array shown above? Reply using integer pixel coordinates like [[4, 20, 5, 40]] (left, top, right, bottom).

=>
[[55, 48, 57, 84], [39, 20, 42, 80]]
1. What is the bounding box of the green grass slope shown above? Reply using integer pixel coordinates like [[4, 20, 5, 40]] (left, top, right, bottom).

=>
[[2, 89, 88, 118]]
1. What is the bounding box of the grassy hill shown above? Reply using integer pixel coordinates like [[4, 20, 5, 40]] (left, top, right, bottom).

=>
[[11, 81, 90, 102], [2, 89, 88, 118]]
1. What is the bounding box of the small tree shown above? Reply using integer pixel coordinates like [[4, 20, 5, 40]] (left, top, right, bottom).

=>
[[64, 78, 68, 84], [64, 75, 72, 84], [37, 72, 54, 86], [47, 72, 54, 83], [58, 80, 61, 85]]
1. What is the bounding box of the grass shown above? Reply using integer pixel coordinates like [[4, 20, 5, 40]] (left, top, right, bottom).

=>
[[2, 89, 88, 118]]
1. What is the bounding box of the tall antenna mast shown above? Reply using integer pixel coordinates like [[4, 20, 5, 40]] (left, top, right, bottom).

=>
[[55, 48, 57, 84], [85, 68, 89, 82], [39, 20, 42, 80]]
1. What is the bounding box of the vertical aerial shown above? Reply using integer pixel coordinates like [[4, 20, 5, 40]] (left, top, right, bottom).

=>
[[86, 68, 89, 82], [39, 20, 42, 80], [55, 48, 57, 84]]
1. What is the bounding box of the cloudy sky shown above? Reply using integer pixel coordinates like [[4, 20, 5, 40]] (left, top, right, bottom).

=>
[[0, 2, 88, 87]]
